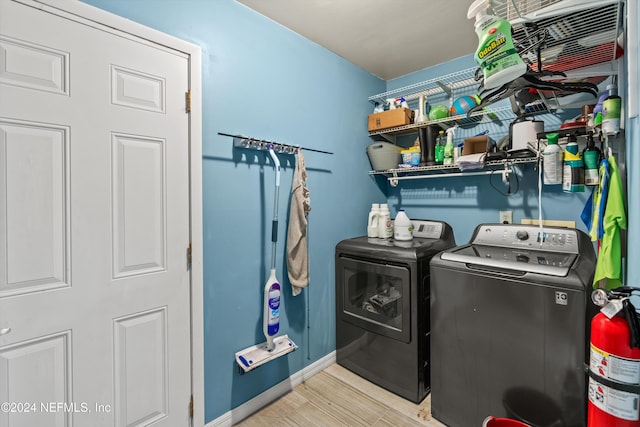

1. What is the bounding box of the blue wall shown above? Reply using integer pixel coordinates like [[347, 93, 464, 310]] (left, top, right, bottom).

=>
[[80, 0, 639, 422], [80, 0, 384, 422]]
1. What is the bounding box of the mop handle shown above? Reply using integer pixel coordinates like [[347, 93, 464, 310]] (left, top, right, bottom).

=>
[[268, 148, 281, 269]]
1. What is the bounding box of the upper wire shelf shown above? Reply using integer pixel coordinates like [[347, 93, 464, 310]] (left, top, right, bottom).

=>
[[367, 0, 623, 130], [493, 0, 623, 77], [368, 68, 478, 107]]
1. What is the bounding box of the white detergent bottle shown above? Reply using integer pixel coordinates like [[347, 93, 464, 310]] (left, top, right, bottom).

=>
[[467, 0, 526, 90], [543, 132, 563, 185], [367, 203, 380, 238], [377, 204, 393, 239], [394, 210, 413, 241]]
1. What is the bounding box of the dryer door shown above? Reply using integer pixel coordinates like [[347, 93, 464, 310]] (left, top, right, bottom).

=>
[[337, 255, 411, 343]]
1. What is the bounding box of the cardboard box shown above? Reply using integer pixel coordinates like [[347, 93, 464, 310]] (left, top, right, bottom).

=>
[[368, 108, 413, 131], [462, 135, 491, 155]]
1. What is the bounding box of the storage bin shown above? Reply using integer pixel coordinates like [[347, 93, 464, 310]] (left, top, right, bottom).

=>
[[367, 142, 401, 171]]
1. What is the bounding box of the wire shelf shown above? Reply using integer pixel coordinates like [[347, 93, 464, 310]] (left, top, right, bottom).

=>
[[368, 68, 479, 106], [369, 156, 538, 177], [367, 104, 515, 138], [493, 0, 623, 76]]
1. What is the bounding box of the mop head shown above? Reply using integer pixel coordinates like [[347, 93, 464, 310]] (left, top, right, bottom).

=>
[[235, 334, 297, 373]]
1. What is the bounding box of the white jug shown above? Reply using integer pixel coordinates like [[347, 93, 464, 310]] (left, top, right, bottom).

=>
[[394, 210, 413, 241]]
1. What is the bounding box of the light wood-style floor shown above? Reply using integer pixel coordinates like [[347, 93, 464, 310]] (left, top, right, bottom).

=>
[[234, 363, 447, 427]]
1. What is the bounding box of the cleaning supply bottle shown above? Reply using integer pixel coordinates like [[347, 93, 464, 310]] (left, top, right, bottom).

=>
[[562, 135, 585, 193], [467, 0, 526, 90], [367, 203, 380, 238], [601, 83, 622, 135], [263, 269, 281, 350], [543, 133, 563, 185], [443, 128, 455, 165], [434, 130, 445, 165], [454, 142, 464, 163], [393, 210, 413, 241], [416, 94, 427, 123], [583, 132, 601, 186], [377, 203, 393, 239]]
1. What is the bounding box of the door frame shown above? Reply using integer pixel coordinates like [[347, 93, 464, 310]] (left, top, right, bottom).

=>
[[10, 1, 204, 425]]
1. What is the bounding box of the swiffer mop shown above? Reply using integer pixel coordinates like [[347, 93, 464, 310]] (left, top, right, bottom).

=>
[[235, 147, 297, 373]]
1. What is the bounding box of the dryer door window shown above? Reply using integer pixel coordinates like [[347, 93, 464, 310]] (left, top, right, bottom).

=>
[[337, 256, 411, 343]]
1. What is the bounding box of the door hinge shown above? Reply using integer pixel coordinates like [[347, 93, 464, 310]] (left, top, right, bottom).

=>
[[185, 90, 191, 113], [187, 243, 192, 270], [189, 395, 194, 419]]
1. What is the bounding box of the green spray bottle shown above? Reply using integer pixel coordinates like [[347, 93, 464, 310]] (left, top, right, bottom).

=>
[[467, 0, 526, 90]]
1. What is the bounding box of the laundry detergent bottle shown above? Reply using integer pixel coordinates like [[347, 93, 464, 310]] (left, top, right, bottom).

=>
[[377, 204, 393, 239], [367, 203, 380, 238], [467, 0, 526, 90]]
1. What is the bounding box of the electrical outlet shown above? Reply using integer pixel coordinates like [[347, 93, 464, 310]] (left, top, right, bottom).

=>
[[499, 210, 513, 224]]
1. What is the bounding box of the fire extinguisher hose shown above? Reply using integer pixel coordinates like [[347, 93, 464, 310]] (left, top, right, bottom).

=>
[[622, 298, 640, 349]]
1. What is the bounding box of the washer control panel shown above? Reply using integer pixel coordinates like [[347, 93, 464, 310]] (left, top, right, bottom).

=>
[[471, 224, 580, 254]]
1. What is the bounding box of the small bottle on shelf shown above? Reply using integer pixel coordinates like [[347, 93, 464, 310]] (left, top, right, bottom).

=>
[[443, 128, 454, 165], [434, 130, 445, 165], [582, 132, 601, 186], [601, 84, 621, 135]]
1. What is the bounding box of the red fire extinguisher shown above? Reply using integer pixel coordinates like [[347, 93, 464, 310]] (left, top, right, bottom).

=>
[[588, 287, 640, 427]]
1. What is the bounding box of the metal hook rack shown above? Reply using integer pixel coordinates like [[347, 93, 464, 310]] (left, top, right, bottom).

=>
[[219, 132, 333, 155]]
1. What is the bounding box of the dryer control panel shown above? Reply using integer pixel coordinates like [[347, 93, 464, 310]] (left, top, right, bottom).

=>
[[411, 220, 443, 239]]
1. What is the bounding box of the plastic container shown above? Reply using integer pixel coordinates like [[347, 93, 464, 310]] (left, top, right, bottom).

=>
[[367, 203, 380, 238], [467, 0, 526, 90], [401, 141, 421, 166], [366, 142, 401, 171], [482, 416, 530, 427], [393, 210, 413, 241], [543, 133, 563, 185], [377, 204, 393, 239], [419, 125, 438, 166], [602, 83, 621, 135], [503, 386, 563, 427]]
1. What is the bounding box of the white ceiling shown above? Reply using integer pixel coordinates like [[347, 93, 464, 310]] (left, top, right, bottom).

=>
[[236, 0, 477, 80]]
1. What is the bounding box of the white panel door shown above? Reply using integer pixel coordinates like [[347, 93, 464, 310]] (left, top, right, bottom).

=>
[[0, 1, 192, 426]]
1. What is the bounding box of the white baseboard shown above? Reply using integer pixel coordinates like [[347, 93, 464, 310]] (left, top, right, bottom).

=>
[[206, 351, 336, 427]]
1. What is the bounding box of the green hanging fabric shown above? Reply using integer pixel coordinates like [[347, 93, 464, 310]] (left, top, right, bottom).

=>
[[593, 154, 627, 289]]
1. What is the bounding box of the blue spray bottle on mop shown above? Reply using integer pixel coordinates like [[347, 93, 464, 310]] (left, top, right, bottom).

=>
[[264, 148, 282, 351], [264, 270, 281, 350]]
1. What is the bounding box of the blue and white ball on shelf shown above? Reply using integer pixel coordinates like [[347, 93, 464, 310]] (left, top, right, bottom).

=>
[[450, 95, 481, 125]]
